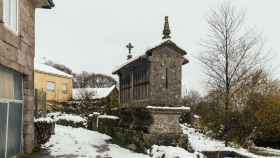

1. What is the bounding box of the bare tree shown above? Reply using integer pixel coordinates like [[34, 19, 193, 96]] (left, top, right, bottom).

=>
[[200, 2, 267, 146], [73, 72, 117, 88], [183, 89, 202, 108]]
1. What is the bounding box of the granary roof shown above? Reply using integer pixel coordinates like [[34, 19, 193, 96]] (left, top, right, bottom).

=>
[[112, 39, 189, 74], [35, 63, 73, 78], [72, 85, 116, 100], [112, 54, 147, 74], [146, 39, 187, 56], [33, 0, 55, 9]]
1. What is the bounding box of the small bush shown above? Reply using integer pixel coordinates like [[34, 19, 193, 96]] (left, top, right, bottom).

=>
[[34, 118, 55, 145], [48, 112, 87, 128], [56, 119, 87, 128]]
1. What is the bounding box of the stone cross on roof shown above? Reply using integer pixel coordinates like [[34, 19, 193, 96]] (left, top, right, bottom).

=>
[[126, 42, 134, 60], [162, 16, 171, 40]]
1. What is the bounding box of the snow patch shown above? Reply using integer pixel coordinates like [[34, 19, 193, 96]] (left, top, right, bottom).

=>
[[182, 124, 267, 158], [34, 117, 55, 123], [47, 112, 87, 123], [43, 125, 150, 158], [97, 114, 119, 120], [150, 145, 194, 158], [88, 112, 101, 117]]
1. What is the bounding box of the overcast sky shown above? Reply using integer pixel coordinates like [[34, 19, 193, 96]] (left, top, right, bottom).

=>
[[35, 0, 280, 95]]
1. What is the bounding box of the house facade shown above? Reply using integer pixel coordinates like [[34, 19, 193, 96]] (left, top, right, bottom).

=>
[[0, 0, 54, 157], [35, 63, 73, 103]]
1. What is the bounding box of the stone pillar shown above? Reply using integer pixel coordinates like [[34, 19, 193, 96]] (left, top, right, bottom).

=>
[[23, 74, 34, 153], [148, 108, 183, 134], [144, 106, 190, 146]]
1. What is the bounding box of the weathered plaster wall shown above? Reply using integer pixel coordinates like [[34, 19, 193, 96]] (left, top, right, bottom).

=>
[[34, 71, 73, 103], [0, 0, 36, 153]]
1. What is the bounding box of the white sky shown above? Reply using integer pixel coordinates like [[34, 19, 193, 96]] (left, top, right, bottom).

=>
[[35, 0, 280, 95]]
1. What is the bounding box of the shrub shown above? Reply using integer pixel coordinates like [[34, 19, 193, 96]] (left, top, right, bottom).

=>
[[48, 112, 87, 128], [34, 117, 55, 145]]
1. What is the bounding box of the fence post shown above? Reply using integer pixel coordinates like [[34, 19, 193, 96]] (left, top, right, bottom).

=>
[[34, 89, 38, 118]]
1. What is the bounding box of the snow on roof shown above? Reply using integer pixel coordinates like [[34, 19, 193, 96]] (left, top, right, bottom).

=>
[[112, 54, 146, 74], [35, 62, 73, 78], [72, 85, 116, 100]]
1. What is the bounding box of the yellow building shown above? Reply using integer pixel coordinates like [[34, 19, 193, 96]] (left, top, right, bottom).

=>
[[34, 63, 73, 103]]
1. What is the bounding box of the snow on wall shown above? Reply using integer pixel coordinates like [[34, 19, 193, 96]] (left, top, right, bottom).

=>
[[146, 106, 190, 111], [97, 114, 119, 120]]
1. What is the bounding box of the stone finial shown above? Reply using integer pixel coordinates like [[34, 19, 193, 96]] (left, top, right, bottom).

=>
[[162, 16, 171, 40], [126, 42, 134, 60]]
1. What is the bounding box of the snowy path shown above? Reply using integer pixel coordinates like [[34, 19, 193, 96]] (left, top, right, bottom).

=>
[[43, 125, 150, 158]]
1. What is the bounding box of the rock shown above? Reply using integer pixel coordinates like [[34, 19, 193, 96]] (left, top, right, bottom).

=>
[[127, 144, 137, 151]]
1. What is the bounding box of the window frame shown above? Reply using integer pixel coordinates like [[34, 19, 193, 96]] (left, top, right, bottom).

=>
[[47, 81, 56, 92], [62, 83, 68, 94], [3, 0, 19, 34]]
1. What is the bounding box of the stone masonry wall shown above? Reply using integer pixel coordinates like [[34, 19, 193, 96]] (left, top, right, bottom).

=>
[[149, 46, 185, 105], [0, 0, 36, 153], [90, 107, 189, 152], [149, 111, 182, 134]]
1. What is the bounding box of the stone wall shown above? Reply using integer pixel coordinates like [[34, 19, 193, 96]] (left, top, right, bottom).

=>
[[0, 0, 36, 153], [149, 46, 185, 105], [89, 107, 189, 152]]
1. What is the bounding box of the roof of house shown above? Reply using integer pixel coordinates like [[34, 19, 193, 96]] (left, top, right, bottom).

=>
[[35, 63, 73, 78], [112, 39, 188, 74], [72, 85, 116, 100], [33, 0, 55, 9]]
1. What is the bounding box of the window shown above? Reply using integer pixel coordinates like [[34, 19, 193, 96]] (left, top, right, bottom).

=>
[[0, 65, 22, 100], [165, 68, 168, 89], [3, 0, 19, 33], [0, 66, 23, 158], [47, 82, 55, 92], [0, 68, 14, 99], [62, 83, 67, 94]]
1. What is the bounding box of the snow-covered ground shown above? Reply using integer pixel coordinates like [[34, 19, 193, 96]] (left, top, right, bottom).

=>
[[182, 124, 276, 158], [43, 125, 150, 158], [43, 125, 197, 158], [41, 113, 279, 158]]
